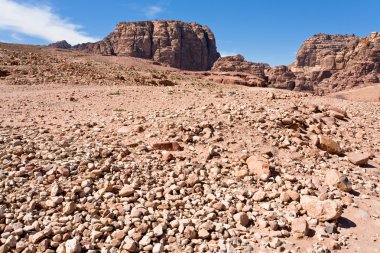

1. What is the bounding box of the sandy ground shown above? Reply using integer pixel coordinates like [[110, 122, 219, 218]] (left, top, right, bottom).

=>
[[0, 81, 379, 252]]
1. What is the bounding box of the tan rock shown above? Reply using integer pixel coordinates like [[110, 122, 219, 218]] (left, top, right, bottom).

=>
[[235, 169, 248, 179], [253, 190, 266, 202], [286, 190, 300, 202], [65, 238, 81, 253], [198, 229, 210, 239], [291, 218, 309, 239], [325, 169, 352, 192], [184, 226, 197, 239], [62, 202, 77, 215], [233, 212, 249, 227], [186, 174, 199, 186], [119, 185, 135, 197], [347, 152, 370, 166], [162, 151, 174, 161], [317, 135, 342, 154], [246, 155, 271, 181], [123, 237, 137, 252], [300, 195, 342, 221]]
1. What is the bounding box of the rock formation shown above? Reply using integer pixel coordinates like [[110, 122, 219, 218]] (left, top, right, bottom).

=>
[[209, 55, 269, 87], [74, 20, 220, 71], [266, 65, 296, 90], [210, 32, 380, 94], [48, 40, 72, 49], [291, 32, 380, 94]]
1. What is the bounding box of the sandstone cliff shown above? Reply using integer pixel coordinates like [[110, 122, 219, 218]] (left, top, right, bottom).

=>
[[74, 20, 220, 71], [291, 32, 380, 93], [210, 32, 380, 94]]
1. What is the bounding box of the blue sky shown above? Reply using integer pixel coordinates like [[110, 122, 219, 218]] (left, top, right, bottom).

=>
[[0, 0, 379, 66]]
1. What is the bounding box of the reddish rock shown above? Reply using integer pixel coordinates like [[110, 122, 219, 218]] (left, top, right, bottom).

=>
[[153, 142, 183, 151], [347, 152, 371, 165], [291, 32, 380, 93], [317, 135, 342, 155], [74, 21, 220, 71], [246, 155, 271, 181], [162, 151, 174, 161]]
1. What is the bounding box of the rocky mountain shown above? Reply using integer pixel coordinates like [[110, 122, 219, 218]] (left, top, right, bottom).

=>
[[291, 32, 380, 94], [74, 20, 220, 71], [48, 40, 72, 49], [210, 32, 380, 94]]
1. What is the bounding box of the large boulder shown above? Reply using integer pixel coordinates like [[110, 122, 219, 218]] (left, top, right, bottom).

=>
[[74, 20, 220, 71]]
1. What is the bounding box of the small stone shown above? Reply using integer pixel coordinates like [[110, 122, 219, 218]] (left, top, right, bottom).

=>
[[30, 228, 52, 243], [91, 230, 103, 240], [325, 169, 352, 192], [152, 243, 164, 253], [0, 245, 9, 253], [324, 224, 335, 234], [198, 229, 210, 239], [233, 212, 249, 227], [65, 238, 81, 253], [253, 190, 266, 201], [286, 190, 300, 202], [235, 169, 248, 179], [347, 152, 370, 166], [184, 226, 197, 239], [123, 237, 137, 252], [186, 174, 199, 186], [341, 196, 353, 204], [153, 224, 164, 237], [51, 183, 61, 196], [119, 185, 135, 197], [317, 135, 342, 155], [62, 202, 76, 215], [162, 151, 174, 161], [291, 218, 309, 239], [130, 208, 142, 218], [139, 235, 151, 246]]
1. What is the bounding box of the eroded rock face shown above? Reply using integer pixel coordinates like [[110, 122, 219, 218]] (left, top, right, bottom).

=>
[[74, 20, 220, 71], [291, 32, 380, 94], [210, 55, 269, 87], [209, 32, 379, 94], [212, 55, 269, 78], [266, 65, 296, 90]]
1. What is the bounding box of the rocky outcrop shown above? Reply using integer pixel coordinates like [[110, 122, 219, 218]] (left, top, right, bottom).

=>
[[291, 32, 380, 94], [209, 32, 380, 94], [74, 20, 220, 71], [266, 65, 296, 90], [212, 55, 269, 78], [48, 40, 72, 49], [210, 55, 269, 87]]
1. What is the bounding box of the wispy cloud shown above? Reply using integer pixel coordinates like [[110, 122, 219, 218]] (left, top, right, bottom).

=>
[[11, 33, 24, 42], [0, 0, 98, 45], [144, 5, 164, 19]]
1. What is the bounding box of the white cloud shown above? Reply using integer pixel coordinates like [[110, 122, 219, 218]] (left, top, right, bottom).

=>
[[11, 33, 23, 42], [0, 0, 98, 45], [144, 5, 163, 19]]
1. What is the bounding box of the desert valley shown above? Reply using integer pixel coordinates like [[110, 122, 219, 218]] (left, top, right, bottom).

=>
[[0, 19, 379, 253]]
